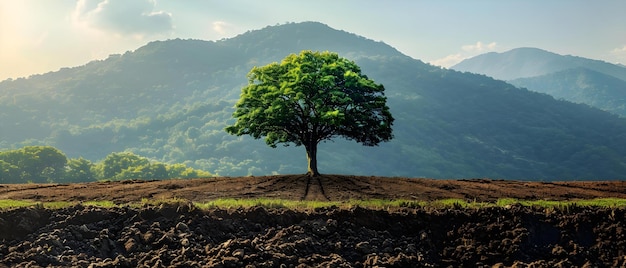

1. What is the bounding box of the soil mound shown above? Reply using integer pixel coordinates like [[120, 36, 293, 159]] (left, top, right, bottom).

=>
[[1, 204, 625, 267]]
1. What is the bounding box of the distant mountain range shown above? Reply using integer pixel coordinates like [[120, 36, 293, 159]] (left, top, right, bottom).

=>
[[452, 47, 626, 116], [2, 22, 626, 180], [512, 68, 626, 116]]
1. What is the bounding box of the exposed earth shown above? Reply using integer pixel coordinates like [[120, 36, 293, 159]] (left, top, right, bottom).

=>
[[1, 175, 626, 267], [2, 175, 626, 203]]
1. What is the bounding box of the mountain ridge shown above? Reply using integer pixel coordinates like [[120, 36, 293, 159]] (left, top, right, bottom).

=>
[[451, 47, 626, 117], [452, 47, 626, 81], [511, 67, 626, 116]]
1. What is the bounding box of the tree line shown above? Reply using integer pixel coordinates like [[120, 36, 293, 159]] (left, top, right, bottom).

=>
[[0, 146, 212, 183]]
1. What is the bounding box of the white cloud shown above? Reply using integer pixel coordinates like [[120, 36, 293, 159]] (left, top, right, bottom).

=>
[[73, 0, 173, 36], [212, 21, 237, 37], [429, 53, 464, 68], [611, 45, 626, 55], [610, 45, 626, 65], [430, 41, 498, 68], [212, 21, 228, 34], [462, 41, 497, 53]]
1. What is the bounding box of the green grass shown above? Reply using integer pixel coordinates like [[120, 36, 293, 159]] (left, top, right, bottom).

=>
[[496, 198, 626, 209], [194, 198, 429, 211], [0, 200, 72, 210], [83, 200, 118, 208], [575, 198, 626, 207], [1, 198, 625, 211], [0, 199, 34, 208], [137, 197, 192, 208]]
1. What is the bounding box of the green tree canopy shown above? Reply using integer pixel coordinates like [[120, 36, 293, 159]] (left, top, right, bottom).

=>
[[96, 152, 149, 179], [93, 151, 213, 181], [226, 50, 394, 176], [0, 160, 20, 183], [0, 146, 67, 183], [0, 146, 213, 183], [65, 157, 96, 182]]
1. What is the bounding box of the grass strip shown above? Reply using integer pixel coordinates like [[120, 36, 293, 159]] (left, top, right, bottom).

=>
[[1, 198, 626, 211]]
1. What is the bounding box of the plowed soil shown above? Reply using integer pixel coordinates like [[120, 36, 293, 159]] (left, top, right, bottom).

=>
[[1, 175, 626, 267], [1, 175, 625, 203]]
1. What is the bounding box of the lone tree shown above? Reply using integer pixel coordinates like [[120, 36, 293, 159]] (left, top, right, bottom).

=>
[[226, 51, 394, 176]]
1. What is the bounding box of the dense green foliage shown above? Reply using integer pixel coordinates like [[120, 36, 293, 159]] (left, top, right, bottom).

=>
[[226, 51, 393, 175], [2, 22, 626, 180], [0, 146, 211, 183], [0, 146, 66, 183]]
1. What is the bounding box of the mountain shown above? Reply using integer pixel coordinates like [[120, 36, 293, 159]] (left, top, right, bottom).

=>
[[2, 22, 626, 180], [451, 47, 626, 81], [451, 48, 626, 117], [511, 68, 626, 116]]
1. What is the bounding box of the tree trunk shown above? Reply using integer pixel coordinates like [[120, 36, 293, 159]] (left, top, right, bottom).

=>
[[305, 143, 320, 177]]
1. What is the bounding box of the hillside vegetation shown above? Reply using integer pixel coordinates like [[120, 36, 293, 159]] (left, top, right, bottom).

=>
[[0, 146, 211, 183], [2, 22, 626, 180], [452, 47, 626, 117], [511, 68, 626, 116]]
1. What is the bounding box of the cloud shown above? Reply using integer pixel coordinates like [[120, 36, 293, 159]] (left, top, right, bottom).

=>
[[212, 21, 236, 37], [212, 21, 228, 34], [462, 41, 497, 53], [73, 0, 173, 36], [610, 45, 626, 65], [429, 53, 464, 68], [430, 41, 498, 68], [611, 45, 626, 55]]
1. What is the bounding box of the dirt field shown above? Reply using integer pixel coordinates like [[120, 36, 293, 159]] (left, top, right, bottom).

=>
[[1, 174, 626, 203], [1, 175, 626, 267]]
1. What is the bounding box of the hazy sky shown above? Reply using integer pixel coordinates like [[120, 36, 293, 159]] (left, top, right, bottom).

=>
[[1, 0, 625, 81]]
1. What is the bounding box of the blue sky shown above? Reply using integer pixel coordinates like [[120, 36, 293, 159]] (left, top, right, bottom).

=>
[[1, 0, 625, 81]]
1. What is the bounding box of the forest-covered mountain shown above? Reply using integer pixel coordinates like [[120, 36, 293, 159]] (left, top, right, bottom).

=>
[[451, 47, 626, 116], [511, 68, 626, 116], [2, 22, 626, 180]]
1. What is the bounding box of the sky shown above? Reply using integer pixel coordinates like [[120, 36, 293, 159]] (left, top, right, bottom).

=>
[[1, 0, 625, 81]]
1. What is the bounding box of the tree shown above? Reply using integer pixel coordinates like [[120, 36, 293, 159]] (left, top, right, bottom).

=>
[[0, 146, 67, 183], [96, 152, 149, 179], [93, 151, 213, 180], [65, 157, 96, 182], [0, 160, 20, 183], [114, 163, 168, 180], [166, 163, 212, 178], [226, 50, 394, 176]]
